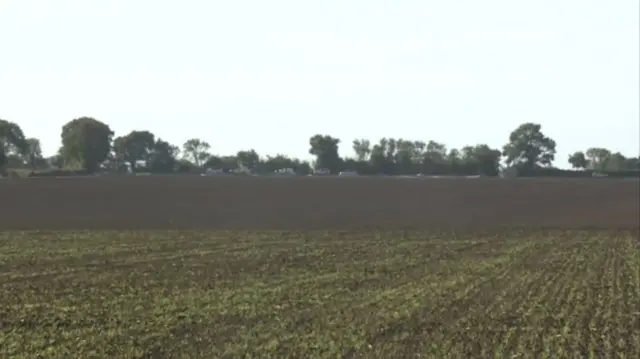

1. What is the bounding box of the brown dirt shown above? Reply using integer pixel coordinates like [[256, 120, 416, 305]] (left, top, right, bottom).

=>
[[0, 176, 638, 230]]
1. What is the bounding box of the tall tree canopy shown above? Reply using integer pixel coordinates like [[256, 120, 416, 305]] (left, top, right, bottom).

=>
[[309, 135, 342, 173], [568, 151, 588, 169], [0, 119, 28, 167], [147, 139, 180, 173], [182, 138, 211, 167], [60, 117, 114, 173], [113, 130, 156, 172], [236, 149, 260, 171], [502, 123, 556, 172]]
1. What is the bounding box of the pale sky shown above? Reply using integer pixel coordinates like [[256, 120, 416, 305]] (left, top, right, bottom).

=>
[[1, 0, 638, 168]]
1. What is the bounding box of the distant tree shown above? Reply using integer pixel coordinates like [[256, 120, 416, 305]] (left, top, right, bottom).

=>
[[182, 138, 211, 167], [585, 147, 612, 170], [259, 154, 310, 175], [309, 135, 342, 173], [47, 148, 65, 169], [606, 152, 629, 171], [113, 130, 156, 172], [394, 139, 415, 174], [457, 144, 502, 176], [446, 148, 462, 174], [568, 151, 588, 169], [503, 123, 556, 171], [622, 156, 640, 171], [369, 138, 389, 174], [421, 140, 448, 174], [60, 117, 114, 173], [147, 139, 179, 173], [201, 154, 240, 171], [203, 155, 224, 169], [175, 159, 199, 173], [220, 155, 239, 171], [0, 119, 28, 169], [472, 144, 502, 176], [352, 139, 371, 162], [236, 149, 260, 171], [24, 138, 44, 169]]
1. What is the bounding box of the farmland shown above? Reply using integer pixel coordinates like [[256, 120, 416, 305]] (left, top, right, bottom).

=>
[[1, 176, 639, 358], [0, 176, 638, 230]]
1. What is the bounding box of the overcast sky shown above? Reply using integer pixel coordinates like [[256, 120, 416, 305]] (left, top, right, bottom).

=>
[[1, 0, 638, 167]]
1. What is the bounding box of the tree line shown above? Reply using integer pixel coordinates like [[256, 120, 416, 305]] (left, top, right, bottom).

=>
[[1, 117, 638, 177]]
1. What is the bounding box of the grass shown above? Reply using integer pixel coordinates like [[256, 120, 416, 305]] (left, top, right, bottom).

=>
[[1, 230, 639, 358]]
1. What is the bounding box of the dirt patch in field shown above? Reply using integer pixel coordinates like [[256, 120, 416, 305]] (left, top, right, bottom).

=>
[[0, 176, 638, 230]]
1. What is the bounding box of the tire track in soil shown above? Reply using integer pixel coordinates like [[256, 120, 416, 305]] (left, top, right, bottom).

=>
[[342, 240, 547, 358]]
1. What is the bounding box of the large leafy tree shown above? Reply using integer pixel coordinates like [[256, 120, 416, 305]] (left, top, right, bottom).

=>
[[113, 130, 156, 172], [394, 139, 416, 174], [60, 117, 114, 173], [182, 138, 211, 167], [309, 134, 342, 173], [421, 140, 448, 174], [466, 144, 502, 176], [585, 147, 612, 171], [568, 151, 588, 169], [352, 139, 371, 162], [0, 119, 28, 169], [369, 138, 392, 174], [573, 147, 639, 171], [502, 123, 556, 171], [236, 149, 260, 171], [147, 138, 179, 173]]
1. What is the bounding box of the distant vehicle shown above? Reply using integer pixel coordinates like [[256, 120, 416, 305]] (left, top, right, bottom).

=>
[[201, 168, 228, 176], [230, 167, 253, 176], [312, 168, 331, 176], [273, 168, 297, 176], [339, 170, 359, 176]]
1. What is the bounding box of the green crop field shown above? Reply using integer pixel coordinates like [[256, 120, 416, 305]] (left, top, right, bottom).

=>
[[1, 230, 639, 358]]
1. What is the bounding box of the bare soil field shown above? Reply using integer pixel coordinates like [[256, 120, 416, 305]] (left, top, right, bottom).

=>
[[0, 176, 638, 230]]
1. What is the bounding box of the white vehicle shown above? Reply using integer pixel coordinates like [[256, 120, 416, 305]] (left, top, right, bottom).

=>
[[230, 167, 253, 176], [201, 168, 228, 176], [339, 170, 359, 176], [312, 168, 331, 176], [273, 168, 297, 176]]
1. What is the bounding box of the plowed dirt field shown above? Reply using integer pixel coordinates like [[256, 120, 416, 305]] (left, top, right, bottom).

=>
[[1, 176, 638, 230]]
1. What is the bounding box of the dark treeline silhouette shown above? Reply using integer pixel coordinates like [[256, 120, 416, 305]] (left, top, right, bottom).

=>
[[1, 117, 638, 177]]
